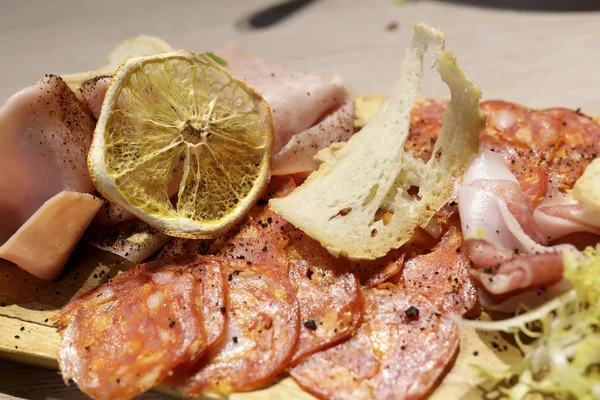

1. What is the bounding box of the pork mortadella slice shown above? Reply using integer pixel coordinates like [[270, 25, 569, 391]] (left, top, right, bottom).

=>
[[291, 285, 459, 400], [271, 91, 354, 175], [85, 219, 172, 263], [285, 231, 363, 365], [0, 75, 96, 246], [53, 255, 227, 400], [217, 47, 355, 175], [0, 191, 102, 280]]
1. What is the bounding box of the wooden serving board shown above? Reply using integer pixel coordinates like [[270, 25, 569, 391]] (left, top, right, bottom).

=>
[[0, 95, 521, 400]]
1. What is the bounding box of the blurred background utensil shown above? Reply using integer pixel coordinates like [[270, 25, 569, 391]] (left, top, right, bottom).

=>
[[236, 0, 318, 30]]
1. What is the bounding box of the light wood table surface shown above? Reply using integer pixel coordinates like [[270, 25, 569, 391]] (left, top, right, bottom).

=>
[[1, 0, 600, 398]]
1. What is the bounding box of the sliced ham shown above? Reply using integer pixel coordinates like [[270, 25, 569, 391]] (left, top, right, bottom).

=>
[[85, 219, 172, 263], [79, 76, 110, 120], [0, 75, 98, 279], [0, 192, 102, 280], [533, 182, 600, 241], [216, 48, 355, 175]]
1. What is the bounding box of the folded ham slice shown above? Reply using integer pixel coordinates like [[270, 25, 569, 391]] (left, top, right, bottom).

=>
[[0, 191, 102, 280], [217, 48, 355, 175], [459, 150, 583, 295], [0, 75, 99, 279]]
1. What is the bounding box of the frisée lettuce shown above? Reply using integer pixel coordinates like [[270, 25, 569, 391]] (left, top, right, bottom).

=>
[[450, 247, 600, 399]]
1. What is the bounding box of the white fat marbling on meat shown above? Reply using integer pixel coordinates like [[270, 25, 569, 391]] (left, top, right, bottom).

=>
[[146, 292, 164, 310]]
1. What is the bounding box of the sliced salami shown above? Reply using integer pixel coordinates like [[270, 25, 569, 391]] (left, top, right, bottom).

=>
[[400, 224, 476, 315], [210, 219, 288, 272], [253, 177, 363, 365], [285, 231, 363, 365], [250, 175, 297, 248], [543, 107, 600, 191], [354, 248, 405, 288], [182, 220, 300, 395], [291, 284, 459, 400], [53, 255, 226, 400]]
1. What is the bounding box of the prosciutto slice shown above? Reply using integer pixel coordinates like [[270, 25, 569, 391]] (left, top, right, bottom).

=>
[[459, 150, 581, 295], [407, 99, 600, 296], [0, 75, 99, 279]]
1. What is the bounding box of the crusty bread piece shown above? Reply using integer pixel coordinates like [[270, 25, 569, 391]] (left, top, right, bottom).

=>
[[270, 23, 486, 260]]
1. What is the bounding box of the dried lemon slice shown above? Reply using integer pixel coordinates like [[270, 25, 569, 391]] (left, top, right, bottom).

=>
[[88, 51, 274, 238]]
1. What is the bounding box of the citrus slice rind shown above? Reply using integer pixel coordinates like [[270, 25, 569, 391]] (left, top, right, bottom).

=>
[[88, 51, 274, 239]]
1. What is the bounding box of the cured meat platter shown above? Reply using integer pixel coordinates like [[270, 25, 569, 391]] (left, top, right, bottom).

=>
[[0, 95, 521, 400]]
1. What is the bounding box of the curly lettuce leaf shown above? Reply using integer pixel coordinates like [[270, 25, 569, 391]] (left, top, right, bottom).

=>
[[451, 246, 600, 400]]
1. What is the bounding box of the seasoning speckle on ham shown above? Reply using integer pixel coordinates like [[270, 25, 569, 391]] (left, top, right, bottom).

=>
[[85, 219, 172, 263], [80, 76, 110, 120], [216, 48, 355, 175], [0, 75, 98, 279]]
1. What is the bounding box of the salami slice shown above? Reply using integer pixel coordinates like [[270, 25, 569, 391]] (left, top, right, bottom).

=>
[[53, 255, 226, 400], [252, 177, 363, 365], [211, 219, 288, 272], [355, 248, 405, 288], [291, 284, 459, 400], [543, 108, 600, 191], [182, 220, 300, 396], [480, 101, 557, 206], [405, 99, 447, 162], [250, 175, 297, 248], [285, 231, 363, 365], [400, 224, 476, 315]]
